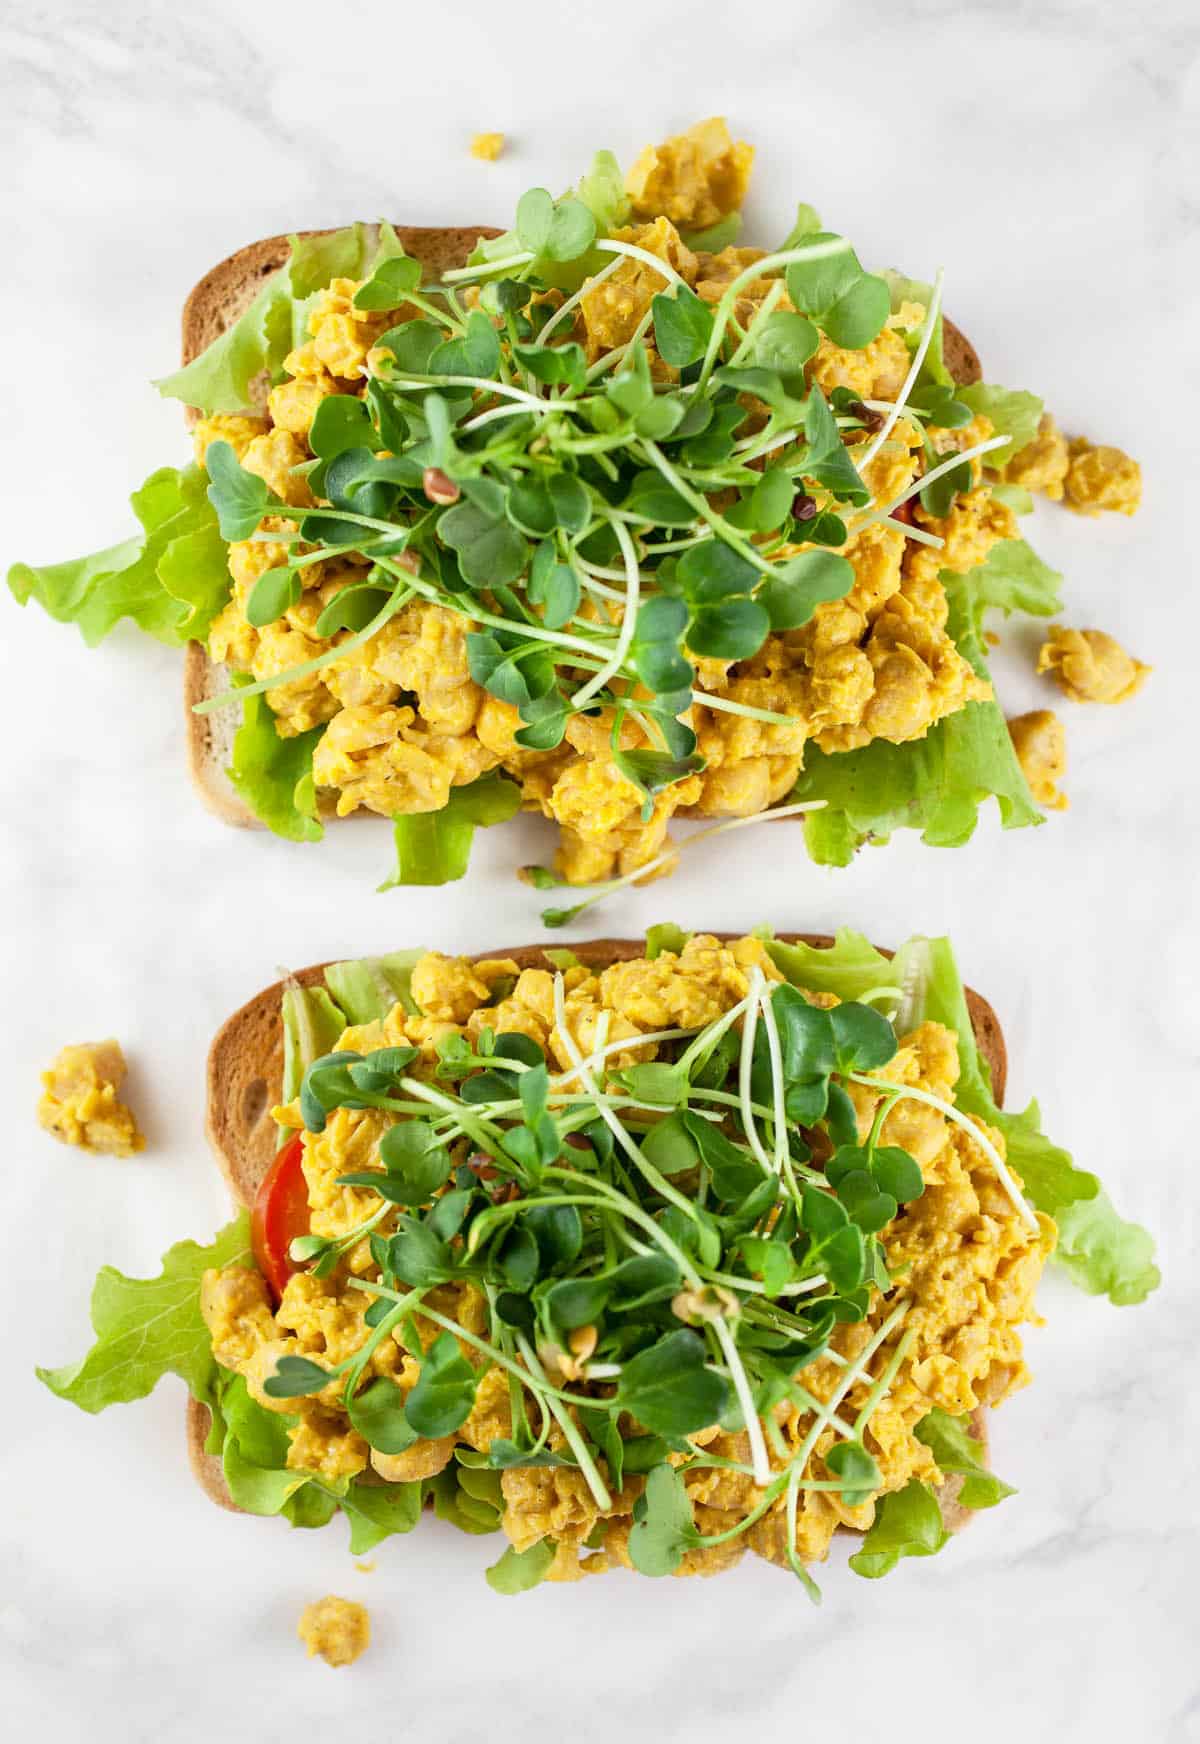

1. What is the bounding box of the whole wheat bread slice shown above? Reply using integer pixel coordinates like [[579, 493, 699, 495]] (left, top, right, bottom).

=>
[[189, 932, 1005, 1535], [180, 233, 982, 828]]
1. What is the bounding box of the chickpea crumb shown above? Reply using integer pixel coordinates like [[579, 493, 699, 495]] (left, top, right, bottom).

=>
[[298, 1596, 370, 1667], [38, 1040, 144, 1156], [470, 132, 506, 162]]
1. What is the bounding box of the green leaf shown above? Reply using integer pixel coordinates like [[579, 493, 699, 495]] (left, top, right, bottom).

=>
[[688, 596, 770, 660], [743, 311, 819, 387], [680, 212, 743, 251], [628, 1462, 701, 1576], [516, 189, 596, 263], [323, 952, 422, 1025], [957, 383, 1045, 468], [523, 1203, 583, 1271], [9, 464, 229, 648], [575, 150, 631, 237], [830, 1001, 897, 1071], [513, 342, 587, 392], [378, 1122, 453, 1203], [205, 440, 273, 541], [405, 1333, 479, 1437], [1053, 1193, 1162, 1306], [848, 1479, 949, 1578], [341, 1478, 424, 1553], [621, 470, 696, 526], [726, 467, 793, 534], [915, 1407, 1015, 1510], [382, 771, 521, 889], [485, 1539, 557, 1594], [347, 1376, 418, 1455], [822, 273, 890, 350], [263, 1355, 331, 1399], [157, 222, 404, 413], [440, 499, 530, 587], [777, 202, 823, 251], [429, 310, 503, 379], [226, 688, 324, 844], [281, 985, 348, 1104], [756, 550, 854, 630], [352, 253, 423, 311], [826, 1439, 883, 1506], [37, 1215, 252, 1413], [645, 922, 691, 959], [795, 571, 1041, 864], [528, 540, 581, 629], [676, 540, 759, 603], [956, 536, 1062, 625], [652, 284, 714, 367], [614, 1329, 732, 1436], [785, 234, 863, 318], [765, 927, 896, 1003]]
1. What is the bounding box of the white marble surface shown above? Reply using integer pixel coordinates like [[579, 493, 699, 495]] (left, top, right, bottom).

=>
[[1, 1, 1197, 1738]]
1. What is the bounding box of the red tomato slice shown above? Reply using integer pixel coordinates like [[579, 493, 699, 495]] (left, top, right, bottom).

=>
[[251, 1132, 310, 1301]]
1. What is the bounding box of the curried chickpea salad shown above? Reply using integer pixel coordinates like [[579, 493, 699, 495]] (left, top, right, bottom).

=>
[[9, 121, 1145, 904], [40, 928, 1157, 1597]]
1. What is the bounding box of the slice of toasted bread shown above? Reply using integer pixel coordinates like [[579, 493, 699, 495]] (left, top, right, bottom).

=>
[[190, 932, 1003, 1533], [180, 232, 982, 829]]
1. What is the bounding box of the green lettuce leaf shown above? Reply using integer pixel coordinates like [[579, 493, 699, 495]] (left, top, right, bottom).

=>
[[37, 1214, 251, 1413], [848, 1479, 949, 1578], [156, 222, 408, 415], [1053, 1193, 1162, 1306], [226, 687, 324, 843], [323, 953, 424, 1024], [958, 383, 1044, 468], [890, 934, 1159, 1305], [8, 465, 229, 647], [575, 149, 631, 237], [915, 1408, 1015, 1509], [208, 1371, 420, 1545], [958, 536, 1062, 622], [766, 927, 894, 1002], [681, 213, 743, 252], [340, 1479, 424, 1554], [381, 771, 522, 888], [281, 984, 348, 1106], [881, 272, 951, 387], [795, 561, 1041, 864]]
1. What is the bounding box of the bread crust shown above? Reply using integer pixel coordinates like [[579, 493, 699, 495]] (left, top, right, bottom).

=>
[[191, 932, 1004, 1531], [180, 238, 982, 829]]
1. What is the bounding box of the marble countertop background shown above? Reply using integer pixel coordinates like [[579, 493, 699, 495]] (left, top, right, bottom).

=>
[[1, 2, 1196, 1738]]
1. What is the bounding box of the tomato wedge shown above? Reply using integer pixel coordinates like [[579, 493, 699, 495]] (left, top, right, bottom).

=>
[[251, 1133, 310, 1301]]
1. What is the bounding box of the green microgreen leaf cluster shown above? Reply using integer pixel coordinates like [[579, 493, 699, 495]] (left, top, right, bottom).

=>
[[186, 211, 982, 835], [253, 949, 1006, 1600]]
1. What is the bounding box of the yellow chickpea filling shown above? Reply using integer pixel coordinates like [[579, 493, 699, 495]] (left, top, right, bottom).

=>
[[201, 937, 1052, 1583], [188, 118, 1142, 881]]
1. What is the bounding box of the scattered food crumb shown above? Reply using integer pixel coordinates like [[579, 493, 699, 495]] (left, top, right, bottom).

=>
[[984, 629, 999, 647], [298, 1596, 370, 1667], [355, 1560, 376, 1574], [1008, 710, 1068, 811], [1036, 626, 1150, 704], [470, 131, 506, 162], [1063, 437, 1142, 516], [38, 1040, 144, 1156]]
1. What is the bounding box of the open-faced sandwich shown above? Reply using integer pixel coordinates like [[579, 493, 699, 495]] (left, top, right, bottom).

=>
[[9, 121, 1146, 899], [40, 928, 1157, 1596]]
